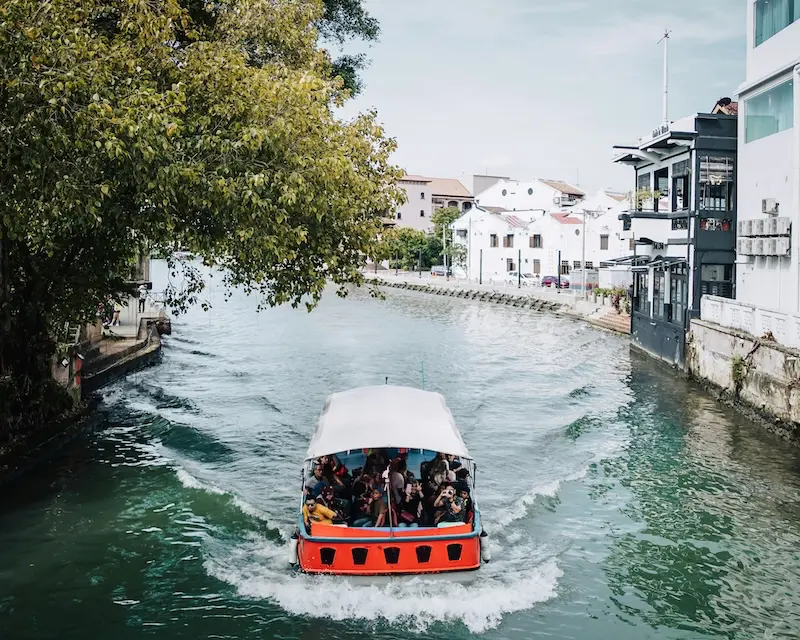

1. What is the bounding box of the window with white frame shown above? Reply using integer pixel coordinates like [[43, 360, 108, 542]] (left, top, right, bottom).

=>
[[745, 79, 794, 143], [754, 0, 800, 47]]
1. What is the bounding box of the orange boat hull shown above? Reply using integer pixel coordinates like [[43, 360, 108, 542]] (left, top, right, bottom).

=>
[[298, 524, 481, 575]]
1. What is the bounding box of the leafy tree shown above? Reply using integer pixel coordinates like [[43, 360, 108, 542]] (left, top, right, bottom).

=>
[[319, 0, 379, 96], [0, 0, 402, 438], [431, 206, 463, 240], [379, 227, 426, 270]]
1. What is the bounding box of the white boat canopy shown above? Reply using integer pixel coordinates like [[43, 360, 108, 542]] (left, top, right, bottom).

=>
[[305, 385, 471, 461]]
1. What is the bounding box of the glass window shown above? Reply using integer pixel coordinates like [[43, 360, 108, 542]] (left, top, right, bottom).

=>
[[506, 258, 515, 272], [700, 264, 734, 298], [636, 173, 650, 211], [699, 156, 735, 211], [672, 159, 690, 210], [573, 260, 582, 269], [420, 210, 425, 217], [530, 234, 543, 248], [670, 272, 687, 326], [600, 235, 609, 250], [635, 272, 649, 314], [489, 234, 498, 248], [503, 234, 514, 248], [532, 259, 541, 274], [653, 272, 665, 320], [585, 261, 594, 269], [754, 0, 800, 46], [745, 80, 794, 143], [397, 212, 402, 220], [560, 261, 570, 276], [672, 217, 688, 231]]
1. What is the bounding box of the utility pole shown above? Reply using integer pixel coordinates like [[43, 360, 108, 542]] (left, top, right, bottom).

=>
[[581, 211, 587, 300], [518, 249, 521, 288], [658, 28, 671, 124]]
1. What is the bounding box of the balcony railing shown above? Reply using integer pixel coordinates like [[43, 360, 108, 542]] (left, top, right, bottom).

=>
[[700, 280, 733, 298], [700, 295, 800, 349]]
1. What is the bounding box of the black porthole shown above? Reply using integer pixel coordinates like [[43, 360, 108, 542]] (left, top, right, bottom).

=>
[[351, 548, 368, 565], [320, 548, 336, 565], [446, 544, 462, 561], [415, 545, 432, 563], [383, 547, 400, 564]]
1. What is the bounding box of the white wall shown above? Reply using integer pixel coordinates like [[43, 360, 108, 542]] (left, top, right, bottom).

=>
[[745, 3, 800, 82], [454, 211, 593, 281], [396, 180, 434, 232], [474, 179, 573, 212], [737, 3, 800, 314]]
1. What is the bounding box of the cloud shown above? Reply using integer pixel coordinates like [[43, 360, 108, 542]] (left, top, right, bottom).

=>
[[535, 3, 744, 57]]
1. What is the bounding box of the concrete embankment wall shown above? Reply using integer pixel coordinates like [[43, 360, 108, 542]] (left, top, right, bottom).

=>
[[375, 279, 570, 313], [687, 319, 800, 442]]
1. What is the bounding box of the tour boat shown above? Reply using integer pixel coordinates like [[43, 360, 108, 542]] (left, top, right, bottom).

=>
[[289, 385, 490, 577]]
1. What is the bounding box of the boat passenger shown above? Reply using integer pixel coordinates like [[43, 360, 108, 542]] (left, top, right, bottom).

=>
[[431, 482, 456, 524], [353, 487, 388, 527], [388, 458, 407, 505], [439, 496, 466, 524], [303, 496, 337, 530], [306, 463, 328, 497], [317, 485, 349, 520], [398, 480, 424, 527]]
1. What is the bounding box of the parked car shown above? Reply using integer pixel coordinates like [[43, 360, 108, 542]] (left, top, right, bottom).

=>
[[541, 275, 570, 289], [430, 265, 452, 277], [503, 271, 538, 286]]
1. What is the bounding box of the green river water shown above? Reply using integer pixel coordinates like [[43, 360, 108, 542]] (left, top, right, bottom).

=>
[[2, 262, 800, 639]]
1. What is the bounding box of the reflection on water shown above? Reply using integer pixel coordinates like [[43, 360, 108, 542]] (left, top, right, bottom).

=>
[[601, 352, 800, 638], [1, 266, 800, 639]]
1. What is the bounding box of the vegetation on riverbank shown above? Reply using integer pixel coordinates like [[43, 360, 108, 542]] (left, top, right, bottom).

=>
[[0, 0, 401, 444]]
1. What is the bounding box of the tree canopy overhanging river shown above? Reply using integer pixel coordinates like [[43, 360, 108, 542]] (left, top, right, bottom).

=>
[[2, 261, 800, 639]]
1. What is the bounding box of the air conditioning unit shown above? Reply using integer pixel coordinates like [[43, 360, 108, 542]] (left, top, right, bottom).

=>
[[776, 216, 791, 236], [738, 219, 753, 237], [752, 238, 765, 255], [764, 217, 778, 236], [737, 237, 753, 255], [762, 198, 780, 215], [776, 236, 791, 256], [764, 238, 778, 255], [752, 218, 765, 236]]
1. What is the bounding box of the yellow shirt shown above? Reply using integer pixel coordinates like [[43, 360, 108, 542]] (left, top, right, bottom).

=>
[[303, 503, 337, 528]]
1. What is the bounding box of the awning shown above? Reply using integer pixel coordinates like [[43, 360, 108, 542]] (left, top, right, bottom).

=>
[[305, 385, 471, 461], [631, 256, 687, 272]]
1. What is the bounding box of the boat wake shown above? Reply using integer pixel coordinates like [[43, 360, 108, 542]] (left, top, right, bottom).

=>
[[204, 533, 562, 634]]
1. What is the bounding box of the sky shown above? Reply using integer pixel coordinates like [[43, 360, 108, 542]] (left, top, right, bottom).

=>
[[337, 0, 747, 194]]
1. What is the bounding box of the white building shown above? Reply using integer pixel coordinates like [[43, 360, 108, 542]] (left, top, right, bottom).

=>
[[452, 207, 595, 282], [393, 175, 473, 232], [474, 178, 585, 212], [734, 1, 800, 314]]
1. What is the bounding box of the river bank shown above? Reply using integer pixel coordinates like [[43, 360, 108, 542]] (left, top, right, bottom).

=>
[[366, 272, 631, 335]]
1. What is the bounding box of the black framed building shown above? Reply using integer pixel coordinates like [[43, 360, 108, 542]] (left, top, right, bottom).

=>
[[612, 106, 737, 367]]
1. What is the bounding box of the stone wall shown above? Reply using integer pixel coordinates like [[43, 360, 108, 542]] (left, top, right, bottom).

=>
[[686, 318, 800, 441]]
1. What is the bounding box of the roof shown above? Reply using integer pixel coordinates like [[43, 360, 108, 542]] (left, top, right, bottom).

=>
[[429, 178, 472, 199], [551, 212, 582, 225], [305, 385, 471, 461], [483, 206, 508, 214], [499, 214, 528, 229], [539, 180, 585, 196], [607, 192, 629, 202], [400, 174, 432, 182]]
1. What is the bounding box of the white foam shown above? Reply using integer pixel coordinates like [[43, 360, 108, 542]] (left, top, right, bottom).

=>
[[205, 534, 562, 634], [175, 468, 226, 495]]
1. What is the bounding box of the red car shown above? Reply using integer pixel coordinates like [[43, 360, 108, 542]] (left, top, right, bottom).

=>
[[541, 275, 569, 289]]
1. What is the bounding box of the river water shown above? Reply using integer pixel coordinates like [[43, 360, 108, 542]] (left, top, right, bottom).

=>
[[2, 262, 800, 639]]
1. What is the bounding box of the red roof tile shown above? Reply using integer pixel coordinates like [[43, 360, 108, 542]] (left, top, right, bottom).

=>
[[551, 212, 582, 225]]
